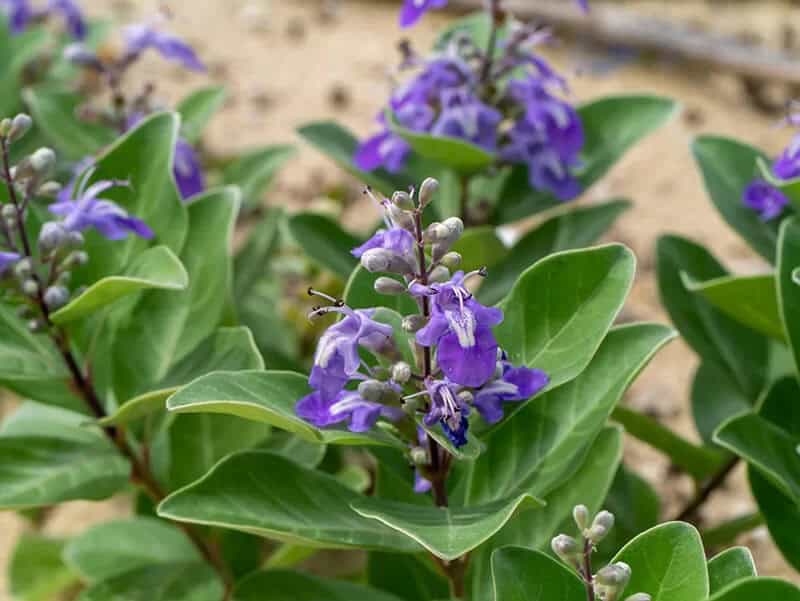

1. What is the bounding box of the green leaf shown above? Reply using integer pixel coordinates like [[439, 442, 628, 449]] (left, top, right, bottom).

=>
[[261, 430, 326, 469], [343, 265, 418, 315], [691, 361, 752, 446], [234, 207, 283, 299], [223, 144, 296, 208], [63, 518, 200, 582], [367, 553, 449, 601], [9, 534, 77, 601], [491, 547, 586, 601], [778, 217, 800, 375], [233, 570, 407, 601], [692, 136, 779, 261], [683, 273, 783, 341], [77, 563, 223, 601], [452, 226, 508, 272], [23, 87, 115, 159], [612, 523, 708, 601], [166, 370, 402, 447], [352, 493, 542, 560], [708, 577, 800, 601], [157, 451, 421, 552], [495, 244, 635, 391], [467, 426, 623, 601], [749, 468, 800, 572], [708, 547, 757, 595], [51, 246, 189, 324], [176, 85, 226, 144], [478, 200, 630, 305], [461, 323, 675, 503], [657, 235, 768, 401], [493, 96, 676, 224], [0, 403, 129, 508], [386, 110, 494, 173], [287, 212, 360, 278]]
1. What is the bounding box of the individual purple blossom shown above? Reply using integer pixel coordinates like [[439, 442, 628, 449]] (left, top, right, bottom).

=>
[[431, 89, 502, 152], [308, 307, 394, 399], [1, 0, 86, 38], [0, 251, 20, 276], [424, 378, 469, 448], [49, 179, 154, 240], [415, 271, 503, 388], [122, 21, 206, 72], [772, 135, 800, 181], [742, 179, 789, 221], [399, 0, 447, 28], [352, 227, 415, 260], [296, 388, 403, 433], [355, 102, 434, 173], [473, 360, 549, 424], [173, 139, 205, 200]]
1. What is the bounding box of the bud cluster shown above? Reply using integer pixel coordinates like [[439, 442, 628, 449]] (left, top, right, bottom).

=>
[[551, 505, 651, 601]]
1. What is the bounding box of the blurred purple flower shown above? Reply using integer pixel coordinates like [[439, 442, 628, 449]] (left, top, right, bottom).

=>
[[773, 136, 800, 181], [415, 271, 502, 388], [296, 388, 403, 433], [432, 89, 502, 151], [123, 21, 205, 72], [473, 360, 549, 424], [742, 179, 789, 221], [1, 0, 85, 38], [49, 179, 154, 240], [424, 378, 469, 448], [0, 251, 20, 276], [399, 0, 447, 28], [173, 139, 205, 200]]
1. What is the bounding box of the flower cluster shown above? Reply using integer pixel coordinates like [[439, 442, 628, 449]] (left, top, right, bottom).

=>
[[357, 6, 587, 201], [295, 179, 548, 454], [742, 113, 800, 221], [64, 17, 206, 201], [1, 0, 86, 39], [0, 113, 152, 327]]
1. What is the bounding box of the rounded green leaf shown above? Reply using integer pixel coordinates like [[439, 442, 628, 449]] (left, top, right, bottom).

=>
[[176, 85, 227, 144], [709, 577, 800, 601], [223, 144, 296, 208], [491, 547, 585, 601], [708, 547, 757, 595], [691, 361, 752, 446], [287, 212, 360, 279], [495, 244, 635, 392], [611, 522, 709, 601], [234, 570, 407, 601], [77, 562, 223, 601], [778, 217, 800, 375], [749, 467, 800, 572], [9, 534, 77, 601], [157, 451, 421, 553]]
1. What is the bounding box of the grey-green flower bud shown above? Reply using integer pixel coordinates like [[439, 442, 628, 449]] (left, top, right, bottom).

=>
[[595, 562, 631, 588], [43, 285, 70, 310], [551, 534, 580, 562], [38, 222, 67, 254], [1, 204, 16, 220], [387, 203, 415, 231], [358, 379, 388, 403], [440, 251, 462, 270], [0, 118, 11, 137], [374, 276, 407, 296], [402, 314, 427, 332], [409, 446, 428, 465], [624, 594, 652, 601], [21, 279, 39, 297], [418, 177, 439, 208], [29, 148, 56, 174], [588, 510, 615, 543], [573, 504, 591, 530], [428, 265, 450, 283], [64, 250, 89, 268], [66, 232, 85, 248], [391, 362, 411, 384], [361, 248, 414, 275], [8, 114, 32, 143], [37, 181, 62, 197], [392, 190, 415, 211], [441, 217, 464, 242], [14, 258, 32, 279], [423, 222, 448, 243]]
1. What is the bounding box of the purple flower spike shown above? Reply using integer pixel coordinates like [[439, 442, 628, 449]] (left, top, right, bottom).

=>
[[743, 179, 789, 221], [474, 361, 549, 424], [174, 139, 205, 200], [399, 0, 447, 28], [424, 379, 470, 448], [49, 179, 154, 241], [123, 21, 206, 72], [415, 271, 503, 388], [308, 307, 394, 398], [296, 389, 402, 433], [0, 251, 21, 276]]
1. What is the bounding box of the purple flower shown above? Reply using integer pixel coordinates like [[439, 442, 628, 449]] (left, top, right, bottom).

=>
[[743, 179, 789, 221], [47, 0, 85, 38], [424, 378, 469, 448], [473, 361, 549, 424], [308, 307, 394, 398], [415, 272, 503, 388], [432, 89, 502, 152], [49, 179, 154, 240], [123, 21, 205, 72], [352, 227, 415, 260], [0, 251, 20, 276], [1, 0, 31, 33], [1, 0, 85, 38], [399, 0, 447, 28], [296, 388, 403, 433], [773, 135, 800, 181], [577, 0, 589, 12], [174, 139, 205, 200]]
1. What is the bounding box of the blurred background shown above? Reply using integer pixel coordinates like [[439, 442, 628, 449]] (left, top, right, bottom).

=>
[[3, 0, 800, 597]]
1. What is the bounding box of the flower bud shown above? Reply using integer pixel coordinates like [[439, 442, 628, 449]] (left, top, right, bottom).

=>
[[14, 258, 32, 279], [27, 318, 43, 332], [0, 118, 11, 137], [43, 285, 70, 310], [588, 510, 615, 543], [361, 248, 413, 275], [21, 278, 39, 297], [410, 446, 428, 465], [424, 222, 448, 243], [441, 217, 464, 242], [38, 222, 67, 255], [595, 562, 631, 588], [428, 265, 450, 283], [418, 177, 439, 208], [551, 534, 580, 564], [37, 181, 62, 197], [8, 114, 32, 143], [358, 379, 388, 403], [624, 595, 652, 601], [387, 202, 415, 231], [391, 362, 411, 384], [29, 148, 56, 175], [573, 504, 591, 530], [1, 204, 16, 220], [374, 276, 407, 296], [392, 190, 415, 211], [440, 251, 462, 270], [64, 250, 89, 268], [66, 232, 85, 248], [402, 314, 427, 332]]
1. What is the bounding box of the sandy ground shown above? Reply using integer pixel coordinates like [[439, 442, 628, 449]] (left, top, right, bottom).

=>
[[3, 0, 800, 597]]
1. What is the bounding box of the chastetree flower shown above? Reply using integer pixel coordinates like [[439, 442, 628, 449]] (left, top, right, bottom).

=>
[[1, 0, 86, 38], [399, 0, 447, 28], [742, 179, 789, 221], [296, 388, 404, 433], [473, 356, 549, 423], [0, 251, 21, 276], [423, 377, 470, 447], [173, 139, 206, 200], [122, 19, 206, 72]]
